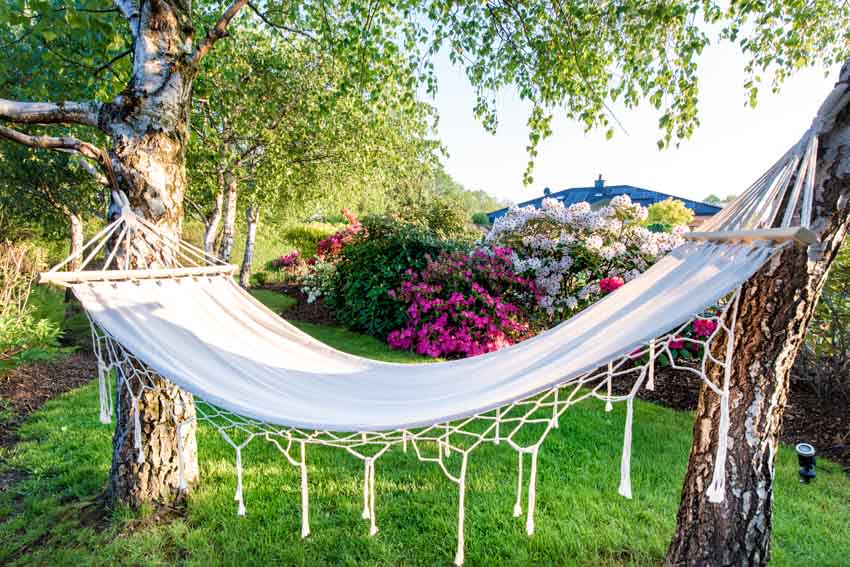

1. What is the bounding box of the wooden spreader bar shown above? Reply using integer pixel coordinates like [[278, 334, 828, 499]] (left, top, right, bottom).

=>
[[40, 264, 237, 285], [685, 227, 818, 245]]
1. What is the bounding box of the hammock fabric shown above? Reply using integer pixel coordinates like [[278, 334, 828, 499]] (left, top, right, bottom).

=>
[[73, 241, 771, 431], [40, 82, 846, 564]]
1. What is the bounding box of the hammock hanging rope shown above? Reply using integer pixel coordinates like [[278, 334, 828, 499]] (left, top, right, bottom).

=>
[[39, 86, 843, 564]]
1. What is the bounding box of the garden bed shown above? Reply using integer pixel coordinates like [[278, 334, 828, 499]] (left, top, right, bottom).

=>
[[0, 353, 98, 447], [262, 284, 339, 325], [613, 367, 850, 473]]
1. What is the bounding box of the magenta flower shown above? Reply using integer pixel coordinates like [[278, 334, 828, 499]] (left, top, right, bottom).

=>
[[599, 276, 625, 294], [692, 318, 717, 338]]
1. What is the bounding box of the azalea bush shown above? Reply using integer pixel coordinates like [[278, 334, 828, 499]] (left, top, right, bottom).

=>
[[387, 248, 538, 358], [330, 216, 460, 338], [487, 196, 686, 321]]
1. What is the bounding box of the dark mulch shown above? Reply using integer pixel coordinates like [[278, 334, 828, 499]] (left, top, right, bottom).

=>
[[613, 366, 850, 473], [0, 352, 98, 447], [266, 284, 339, 325]]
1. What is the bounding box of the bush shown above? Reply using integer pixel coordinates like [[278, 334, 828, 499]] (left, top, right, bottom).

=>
[[487, 196, 686, 321], [645, 197, 694, 227], [393, 195, 478, 241], [0, 312, 62, 369], [387, 248, 537, 358], [330, 216, 462, 338], [796, 238, 850, 400], [0, 242, 62, 368], [471, 212, 491, 227]]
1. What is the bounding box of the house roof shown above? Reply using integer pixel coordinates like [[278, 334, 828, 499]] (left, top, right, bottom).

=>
[[486, 182, 722, 221]]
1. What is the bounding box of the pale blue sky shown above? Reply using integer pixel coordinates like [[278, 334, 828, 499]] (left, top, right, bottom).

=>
[[429, 42, 839, 205]]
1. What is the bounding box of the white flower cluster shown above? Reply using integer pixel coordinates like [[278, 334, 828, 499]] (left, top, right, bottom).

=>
[[486, 195, 687, 319]]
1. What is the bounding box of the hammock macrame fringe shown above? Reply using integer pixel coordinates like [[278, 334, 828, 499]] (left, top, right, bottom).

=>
[[86, 291, 741, 564]]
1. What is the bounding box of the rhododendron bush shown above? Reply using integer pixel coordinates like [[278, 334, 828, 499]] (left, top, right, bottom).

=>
[[387, 248, 538, 358], [487, 196, 687, 320]]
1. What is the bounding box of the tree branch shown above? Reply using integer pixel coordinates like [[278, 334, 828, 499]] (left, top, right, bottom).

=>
[[0, 98, 101, 129], [0, 125, 119, 191], [74, 156, 110, 187], [94, 48, 132, 76], [192, 0, 249, 66]]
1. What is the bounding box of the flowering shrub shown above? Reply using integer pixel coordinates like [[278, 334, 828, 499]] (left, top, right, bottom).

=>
[[487, 195, 687, 321], [386, 248, 538, 358], [302, 258, 339, 304], [269, 250, 301, 270], [315, 209, 363, 260]]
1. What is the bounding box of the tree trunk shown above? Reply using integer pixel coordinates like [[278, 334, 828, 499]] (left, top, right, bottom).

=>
[[239, 203, 260, 288], [100, 0, 200, 508], [64, 211, 84, 304], [218, 171, 238, 262], [203, 188, 224, 259], [666, 78, 850, 565], [67, 212, 84, 272]]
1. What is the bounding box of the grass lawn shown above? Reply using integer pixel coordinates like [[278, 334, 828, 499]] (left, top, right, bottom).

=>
[[1, 289, 848, 565]]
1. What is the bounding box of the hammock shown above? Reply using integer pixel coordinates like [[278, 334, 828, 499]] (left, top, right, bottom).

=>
[[40, 85, 844, 564]]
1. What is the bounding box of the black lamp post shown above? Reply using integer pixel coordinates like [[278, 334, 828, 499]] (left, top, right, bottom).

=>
[[795, 442, 816, 483]]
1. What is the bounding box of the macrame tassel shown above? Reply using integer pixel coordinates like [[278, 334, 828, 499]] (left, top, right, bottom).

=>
[[402, 430, 408, 453], [551, 389, 559, 428], [605, 362, 614, 412], [234, 447, 246, 516], [646, 340, 656, 391], [362, 459, 371, 519], [97, 362, 111, 424], [368, 458, 378, 536], [706, 392, 730, 504], [526, 448, 539, 536], [300, 442, 310, 538], [176, 421, 188, 491], [494, 408, 501, 444], [513, 451, 523, 517], [618, 397, 634, 499], [132, 396, 144, 464], [454, 454, 469, 566]]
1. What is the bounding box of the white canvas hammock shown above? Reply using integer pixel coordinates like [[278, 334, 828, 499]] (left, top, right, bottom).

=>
[[40, 84, 845, 564]]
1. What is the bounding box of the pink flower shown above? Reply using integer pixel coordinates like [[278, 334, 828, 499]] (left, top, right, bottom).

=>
[[692, 318, 717, 338], [668, 337, 685, 349], [599, 276, 625, 294]]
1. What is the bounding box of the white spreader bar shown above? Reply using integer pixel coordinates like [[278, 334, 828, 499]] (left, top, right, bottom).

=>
[[40, 264, 237, 286], [685, 227, 818, 245]]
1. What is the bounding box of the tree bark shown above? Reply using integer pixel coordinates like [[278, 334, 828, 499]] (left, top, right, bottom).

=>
[[100, 0, 203, 508], [67, 212, 84, 272], [666, 76, 850, 565], [64, 211, 84, 305], [217, 171, 238, 262], [203, 188, 224, 258], [239, 203, 260, 288]]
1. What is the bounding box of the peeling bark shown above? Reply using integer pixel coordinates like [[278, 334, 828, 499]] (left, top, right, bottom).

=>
[[239, 204, 260, 288], [203, 189, 225, 258], [217, 171, 238, 262], [667, 80, 850, 565]]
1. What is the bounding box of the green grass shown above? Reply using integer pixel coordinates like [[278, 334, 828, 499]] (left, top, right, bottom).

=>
[[3, 289, 848, 566], [248, 289, 297, 314]]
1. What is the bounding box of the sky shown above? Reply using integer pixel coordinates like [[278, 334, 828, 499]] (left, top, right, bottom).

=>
[[429, 41, 839, 205]]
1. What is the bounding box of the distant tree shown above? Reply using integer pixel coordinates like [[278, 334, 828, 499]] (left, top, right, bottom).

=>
[[646, 198, 695, 227], [472, 212, 491, 227], [704, 194, 738, 207]]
